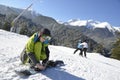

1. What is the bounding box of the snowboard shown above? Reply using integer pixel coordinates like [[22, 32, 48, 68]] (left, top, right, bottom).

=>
[[15, 60, 64, 77]]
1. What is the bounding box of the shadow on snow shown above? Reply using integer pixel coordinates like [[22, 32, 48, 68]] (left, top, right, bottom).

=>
[[40, 67, 85, 80]]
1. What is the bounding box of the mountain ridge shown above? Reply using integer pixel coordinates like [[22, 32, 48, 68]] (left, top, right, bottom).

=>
[[62, 19, 120, 50], [0, 4, 120, 55], [63, 19, 120, 32]]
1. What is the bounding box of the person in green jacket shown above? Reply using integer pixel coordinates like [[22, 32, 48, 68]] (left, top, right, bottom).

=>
[[20, 28, 51, 71]]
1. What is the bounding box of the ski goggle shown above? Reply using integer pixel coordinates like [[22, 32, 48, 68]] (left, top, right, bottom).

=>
[[42, 36, 51, 41], [42, 36, 51, 44]]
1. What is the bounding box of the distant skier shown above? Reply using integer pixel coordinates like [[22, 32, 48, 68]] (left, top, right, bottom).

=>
[[74, 40, 83, 56], [20, 28, 51, 71], [81, 40, 88, 57]]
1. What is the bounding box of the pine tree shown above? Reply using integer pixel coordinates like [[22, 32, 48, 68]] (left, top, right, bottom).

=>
[[111, 38, 120, 60], [3, 22, 11, 31], [19, 26, 28, 35]]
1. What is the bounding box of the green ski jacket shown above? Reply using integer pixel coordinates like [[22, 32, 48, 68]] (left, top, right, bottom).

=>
[[25, 33, 48, 63]]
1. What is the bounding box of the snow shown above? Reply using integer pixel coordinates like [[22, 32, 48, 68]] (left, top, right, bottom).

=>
[[0, 29, 120, 80], [67, 19, 87, 26], [92, 22, 115, 32], [114, 27, 120, 32], [65, 19, 118, 33]]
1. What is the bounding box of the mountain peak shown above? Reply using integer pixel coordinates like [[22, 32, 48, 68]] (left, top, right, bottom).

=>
[[65, 19, 117, 33], [65, 19, 87, 26]]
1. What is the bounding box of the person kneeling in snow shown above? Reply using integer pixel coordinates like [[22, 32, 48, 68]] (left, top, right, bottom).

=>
[[20, 28, 51, 71]]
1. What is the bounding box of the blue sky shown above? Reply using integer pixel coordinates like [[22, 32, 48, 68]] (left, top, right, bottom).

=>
[[0, 0, 120, 26]]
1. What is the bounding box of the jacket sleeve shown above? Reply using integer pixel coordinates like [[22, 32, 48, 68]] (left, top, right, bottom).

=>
[[25, 34, 35, 53]]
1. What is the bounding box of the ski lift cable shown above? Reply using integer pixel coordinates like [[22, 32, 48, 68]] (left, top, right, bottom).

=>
[[11, 0, 40, 24], [10, 0, 42, 32], [12, 3, 33, 24], [10, 3, 33, 32]]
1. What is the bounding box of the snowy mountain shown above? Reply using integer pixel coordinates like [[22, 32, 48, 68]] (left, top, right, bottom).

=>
[[114, 27, 120, 32], [0, 29, 120, 80], [0, 4, 119, 57], [0, 4, 39, 19], [64, 19, 87, 26], [63, 19, 120, 50], [64, 19, 118, 39], [65, 19, 119, 33]]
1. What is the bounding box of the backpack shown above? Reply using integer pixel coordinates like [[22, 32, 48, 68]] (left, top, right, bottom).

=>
[[20, 47, 28, 64]]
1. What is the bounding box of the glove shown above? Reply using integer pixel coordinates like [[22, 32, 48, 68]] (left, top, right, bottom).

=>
[[35, 63, 46, 70]]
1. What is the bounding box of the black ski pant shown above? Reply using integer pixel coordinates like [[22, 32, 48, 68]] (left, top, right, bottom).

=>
[[83, 48, 87, 57], [74, 48, 83, 56], [42, 47, 50, 64]]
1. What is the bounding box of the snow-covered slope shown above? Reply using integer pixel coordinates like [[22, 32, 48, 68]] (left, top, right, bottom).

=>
[[0, 29, 120, 80]]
